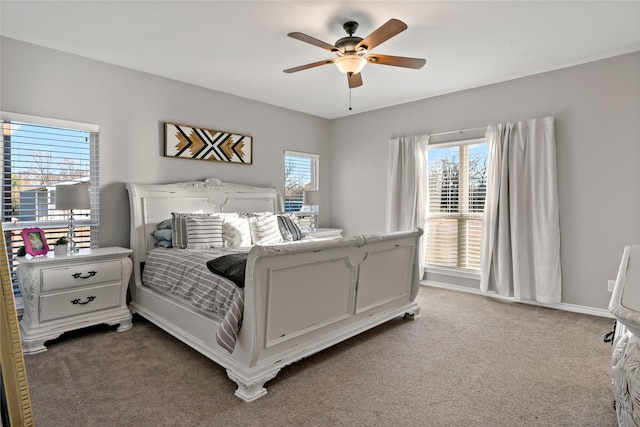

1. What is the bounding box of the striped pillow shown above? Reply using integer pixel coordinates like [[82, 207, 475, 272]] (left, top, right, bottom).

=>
[[248, 214, 283, 245], [171, 212, 212, 249], [185, 216, 223, 249], [277, 214, 303, 241]]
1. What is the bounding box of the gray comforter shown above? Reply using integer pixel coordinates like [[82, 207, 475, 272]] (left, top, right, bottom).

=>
[[142, 248, 249, 353]]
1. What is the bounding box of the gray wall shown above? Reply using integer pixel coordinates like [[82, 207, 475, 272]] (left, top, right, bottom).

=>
[[0, 37, 332, 249], [3, 36, 639, 311], [329, 52, 640, 310]]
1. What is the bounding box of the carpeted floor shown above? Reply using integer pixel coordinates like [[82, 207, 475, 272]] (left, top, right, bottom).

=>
[[23, 286, 617, 426]]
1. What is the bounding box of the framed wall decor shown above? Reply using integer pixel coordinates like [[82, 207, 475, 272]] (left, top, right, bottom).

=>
[[21, 227, 49, 256], [164, 122, 252, 165]]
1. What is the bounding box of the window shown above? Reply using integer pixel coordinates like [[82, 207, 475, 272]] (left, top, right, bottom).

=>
[[284, 151, 318, 230], [1, 112, 99, 298], [426, 139, 487, 271], [284, 150, 318, 212]]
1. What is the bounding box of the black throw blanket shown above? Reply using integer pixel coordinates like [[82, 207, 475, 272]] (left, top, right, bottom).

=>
[[206, 253, 248, 288]]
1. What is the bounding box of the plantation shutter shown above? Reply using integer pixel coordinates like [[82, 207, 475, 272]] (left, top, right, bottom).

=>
[[426, 141, 486, 270]]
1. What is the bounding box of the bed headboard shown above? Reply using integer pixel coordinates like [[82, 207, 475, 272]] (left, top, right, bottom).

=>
[[126, 177, 281, 274]]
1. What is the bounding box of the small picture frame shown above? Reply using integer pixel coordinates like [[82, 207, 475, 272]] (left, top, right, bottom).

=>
[[21, 228, 49, 256]]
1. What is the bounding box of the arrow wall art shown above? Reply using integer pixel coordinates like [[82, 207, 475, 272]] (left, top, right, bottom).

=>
[[164, 122, 252, 164]]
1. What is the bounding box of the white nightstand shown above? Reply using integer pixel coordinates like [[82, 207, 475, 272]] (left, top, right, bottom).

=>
[[303, 228, 343, 239], [16, 246, 133, 354]]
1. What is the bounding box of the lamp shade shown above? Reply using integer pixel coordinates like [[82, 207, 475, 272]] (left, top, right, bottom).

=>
[[55, 183, 90, 210], [335, 55, 367, 75], [303, 190, 320, 206]]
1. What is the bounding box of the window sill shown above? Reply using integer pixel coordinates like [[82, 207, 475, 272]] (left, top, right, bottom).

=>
[[425, 264, 480, 281]]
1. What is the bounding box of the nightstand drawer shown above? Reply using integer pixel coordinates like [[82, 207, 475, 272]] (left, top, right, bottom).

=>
[[41, 260, 122, 292], [40, 283, 122, 322]]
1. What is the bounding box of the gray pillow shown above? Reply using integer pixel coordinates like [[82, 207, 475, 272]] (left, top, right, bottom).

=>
[[277, 214, 303, 241]]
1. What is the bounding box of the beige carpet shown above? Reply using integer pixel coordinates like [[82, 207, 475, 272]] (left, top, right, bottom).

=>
[[23, 286, 617, 426]]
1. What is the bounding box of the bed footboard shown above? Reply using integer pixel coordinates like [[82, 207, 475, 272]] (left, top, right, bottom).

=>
[[227, 229, 423, 400]]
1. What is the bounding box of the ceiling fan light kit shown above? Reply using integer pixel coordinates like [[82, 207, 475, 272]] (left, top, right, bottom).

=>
[[284, 18, 426, 93], [335, 55, 367, 75]]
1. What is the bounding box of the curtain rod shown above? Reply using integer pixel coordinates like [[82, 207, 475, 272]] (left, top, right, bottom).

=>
[[428, 126, 486, 138]]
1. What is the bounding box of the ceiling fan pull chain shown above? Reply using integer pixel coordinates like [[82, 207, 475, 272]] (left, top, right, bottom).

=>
[[349, 88, 352, 111]]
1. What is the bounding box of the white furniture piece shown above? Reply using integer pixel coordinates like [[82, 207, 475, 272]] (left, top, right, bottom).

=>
[[610, 244, 640, 426], [16, 247, 133, 354], [127, 178, 422, 402], [303, 227, 343, 239]]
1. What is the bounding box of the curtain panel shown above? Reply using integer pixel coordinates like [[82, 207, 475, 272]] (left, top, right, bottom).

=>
[[386, 135, 429, 276], [480, 116, 562, 303]]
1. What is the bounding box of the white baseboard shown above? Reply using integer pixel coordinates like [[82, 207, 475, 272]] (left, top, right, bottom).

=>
[[422, 280, 614, 319]]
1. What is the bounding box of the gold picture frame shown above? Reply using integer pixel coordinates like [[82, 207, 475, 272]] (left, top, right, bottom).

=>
[[1, 227, 34, 426], [164, 122, 252, 164]]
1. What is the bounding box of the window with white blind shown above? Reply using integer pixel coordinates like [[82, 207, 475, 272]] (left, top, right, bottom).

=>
[[426, 140, 487, 271], [284, 151, 318, 230], [284, 150, 318, 213], [1, 112, 100, 298]]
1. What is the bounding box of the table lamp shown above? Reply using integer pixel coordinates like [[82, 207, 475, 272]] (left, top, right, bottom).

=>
[[303, 190, 320, 231], [55, 182, 90, 252]]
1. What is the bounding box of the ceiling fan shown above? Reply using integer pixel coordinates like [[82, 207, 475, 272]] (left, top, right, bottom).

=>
[[283, 19, 426, 89]]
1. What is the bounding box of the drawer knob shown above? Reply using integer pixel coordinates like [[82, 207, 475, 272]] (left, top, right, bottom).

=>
[[71, 271, 97, 279], [71, 296, 96, 305]]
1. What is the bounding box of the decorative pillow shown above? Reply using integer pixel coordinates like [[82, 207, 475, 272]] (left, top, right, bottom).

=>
[[248, 214, 284, 245], [152, 221, 173, 247], [216, 212, 240, 220], [152, 229, 172, 242], [185, 216, 223, 249], [156, 218, 173, 229], [238, 211, 273, 219], [171, 212, 211, 249], [222, 216, 252, 248], [155, 240, 172, 248], [277, 214, 303, 241]]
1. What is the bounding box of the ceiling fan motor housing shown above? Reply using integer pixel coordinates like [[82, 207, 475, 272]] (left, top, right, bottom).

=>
[[336, 36, 364, 54], [336, 21, 365, 54]]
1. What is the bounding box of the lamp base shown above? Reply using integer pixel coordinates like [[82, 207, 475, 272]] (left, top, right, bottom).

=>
[[67, 209, 80, 253]]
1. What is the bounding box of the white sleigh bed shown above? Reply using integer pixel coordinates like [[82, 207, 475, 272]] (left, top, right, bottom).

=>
[[126, 178, 422, 401]]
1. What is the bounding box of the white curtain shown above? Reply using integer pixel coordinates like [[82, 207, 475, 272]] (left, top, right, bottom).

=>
[[480, 116, 562, 303], [386, 135, 428, 276]]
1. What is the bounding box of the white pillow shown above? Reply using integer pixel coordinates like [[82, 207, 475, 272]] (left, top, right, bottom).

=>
[[216, 212, 240, 220], [185, 216, 223, 249], [249, 214, 284, 245], [222, 216, 252, 247]]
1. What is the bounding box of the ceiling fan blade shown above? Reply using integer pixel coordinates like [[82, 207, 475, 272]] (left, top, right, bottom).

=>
[[355, 19, 407, 51], [347, 72, 363, 89], [283, 59, 335, 74], [365, 54, 426, 69], [287, 32, 338, 52]]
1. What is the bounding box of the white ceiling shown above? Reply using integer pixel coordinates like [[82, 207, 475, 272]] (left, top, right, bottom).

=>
[[1, 1, 639, 119]]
